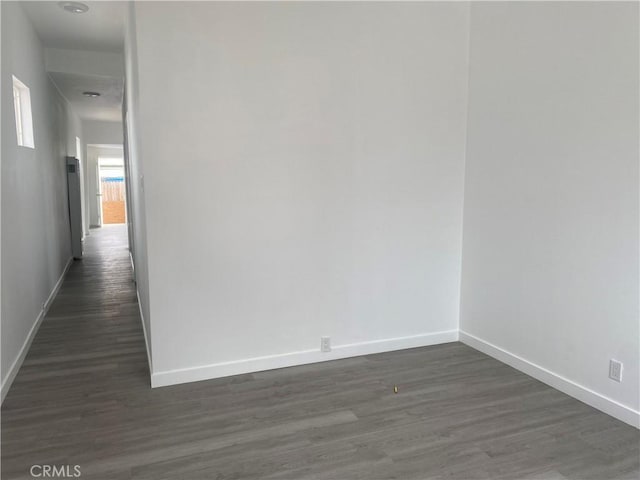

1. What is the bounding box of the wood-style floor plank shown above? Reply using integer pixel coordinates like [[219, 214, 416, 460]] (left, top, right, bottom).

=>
[[2, 225, 638, 479]]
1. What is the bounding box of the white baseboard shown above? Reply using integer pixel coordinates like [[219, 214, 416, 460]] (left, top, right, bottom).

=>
[[1, 257, 73, 403], [136, 288, 152, 376], [459, 330, 640, 429], [151, 329, 458, 388]]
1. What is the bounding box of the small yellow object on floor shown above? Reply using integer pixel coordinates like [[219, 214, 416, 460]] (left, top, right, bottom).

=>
[[393, 385, 398, 394]]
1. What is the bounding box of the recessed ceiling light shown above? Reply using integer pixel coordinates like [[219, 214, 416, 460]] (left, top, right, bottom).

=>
[[58, 2, 89, 14], [82, 91, 101, 98]]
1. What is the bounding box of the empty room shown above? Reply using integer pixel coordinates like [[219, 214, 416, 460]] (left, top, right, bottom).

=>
[[1, 1, 639, 479]]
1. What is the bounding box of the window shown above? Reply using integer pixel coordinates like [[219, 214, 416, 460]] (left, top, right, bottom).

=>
[[12, 75, 34, 148]]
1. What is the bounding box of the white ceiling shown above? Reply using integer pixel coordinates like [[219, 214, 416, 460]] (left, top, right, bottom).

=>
[[22, 1, 125, 53], [21, 1, 126, 122], [49, 71, 123, 122]]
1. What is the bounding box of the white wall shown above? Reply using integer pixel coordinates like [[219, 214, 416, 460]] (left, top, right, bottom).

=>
[[83, 119, 123, 145], [45, 47, 124, 78], [460, 2, 639, 425], [130, 2, 469, 382], [124, 2, 152, 369], [1, 1, 83, 399]]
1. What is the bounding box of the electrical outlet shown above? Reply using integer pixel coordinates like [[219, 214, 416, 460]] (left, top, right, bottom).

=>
[[321, 336, 331, 353], [609, 359, 623, 382]]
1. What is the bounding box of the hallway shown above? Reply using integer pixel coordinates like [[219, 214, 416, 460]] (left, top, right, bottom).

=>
[[1, 225, 149, 479]]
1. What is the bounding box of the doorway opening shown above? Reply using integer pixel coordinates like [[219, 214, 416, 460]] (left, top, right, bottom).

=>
[[98, 156, 126, 225], [86, 144, 125, 229]]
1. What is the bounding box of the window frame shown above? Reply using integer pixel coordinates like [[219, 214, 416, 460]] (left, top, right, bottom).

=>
[[12, 75, 35, 148]]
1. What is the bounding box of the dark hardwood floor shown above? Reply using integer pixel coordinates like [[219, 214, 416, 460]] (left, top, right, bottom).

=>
[[2, 225, 639, 479]]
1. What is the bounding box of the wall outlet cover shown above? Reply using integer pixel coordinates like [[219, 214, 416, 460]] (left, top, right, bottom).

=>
[[609, 359, 623, 382]]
